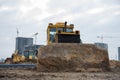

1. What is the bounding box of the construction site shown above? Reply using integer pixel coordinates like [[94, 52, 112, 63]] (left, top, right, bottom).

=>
[[0, 22, 120, 80]]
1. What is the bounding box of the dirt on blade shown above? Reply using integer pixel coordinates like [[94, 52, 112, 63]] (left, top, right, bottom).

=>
[[37, 43, 110, 72]]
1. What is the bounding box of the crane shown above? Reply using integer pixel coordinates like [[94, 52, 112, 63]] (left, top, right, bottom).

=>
[[97, 35, 120, 43], [33, 32, 38, 44], [97, 35, 103, 43], [97, 35, 120, 60], [16, 28, 19, 37]]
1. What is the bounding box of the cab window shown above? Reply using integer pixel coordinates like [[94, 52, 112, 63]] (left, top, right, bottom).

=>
[[49, 28, 56, 42]]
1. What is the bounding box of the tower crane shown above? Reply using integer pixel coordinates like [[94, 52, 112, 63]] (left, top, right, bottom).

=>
[[97, 35, 120, 60], [33, 32, 38, 44], [97, 35, 120, 43]]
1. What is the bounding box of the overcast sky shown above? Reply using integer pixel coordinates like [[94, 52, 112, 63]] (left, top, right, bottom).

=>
[[0, 0, 120, 60]]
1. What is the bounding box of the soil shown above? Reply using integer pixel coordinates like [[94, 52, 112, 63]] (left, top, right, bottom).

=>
[[37, 43, 109, 72], [0, 68, 120, 80]]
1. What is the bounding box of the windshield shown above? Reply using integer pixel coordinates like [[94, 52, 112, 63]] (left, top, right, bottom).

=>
[[50, 28, 56, 42], [50, 28, 56, 32], [66, 28, 72, 32], [58, 28, 72, 32]]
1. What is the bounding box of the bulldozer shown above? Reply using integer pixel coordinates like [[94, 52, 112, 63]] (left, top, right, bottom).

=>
[[47, 21, 81, 44], [37, 21, 110, 72], [11, 49, 38, 64]]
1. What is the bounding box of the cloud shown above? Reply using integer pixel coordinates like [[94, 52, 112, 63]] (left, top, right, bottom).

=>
[[114, 11, 120, 15], [87, 7, 105, 14], [16, 0, 50, 21], [0, 6, 12, 12]]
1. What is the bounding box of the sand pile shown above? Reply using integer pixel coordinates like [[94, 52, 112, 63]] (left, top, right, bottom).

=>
[[37, 43, 110, 72]]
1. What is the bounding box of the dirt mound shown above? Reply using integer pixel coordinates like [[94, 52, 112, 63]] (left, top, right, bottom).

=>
[[109, 60, 120, 72], [37, 43, 110, 72]]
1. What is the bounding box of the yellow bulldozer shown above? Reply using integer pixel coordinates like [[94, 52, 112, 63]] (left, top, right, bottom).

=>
[[11, 50, 38, 63], [47, 21, 81, 44]]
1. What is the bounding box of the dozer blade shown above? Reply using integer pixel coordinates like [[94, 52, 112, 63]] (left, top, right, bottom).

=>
[[37, 43, 110, 72]]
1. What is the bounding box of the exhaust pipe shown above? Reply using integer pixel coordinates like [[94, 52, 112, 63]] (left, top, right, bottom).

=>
[[64, 21, 67, 32]]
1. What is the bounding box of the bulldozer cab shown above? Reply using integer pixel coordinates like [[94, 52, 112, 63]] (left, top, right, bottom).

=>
[[47, 22, 81, 44]]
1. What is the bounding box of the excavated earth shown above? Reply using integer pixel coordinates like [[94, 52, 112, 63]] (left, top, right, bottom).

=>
[[37, 43, 110, 72]]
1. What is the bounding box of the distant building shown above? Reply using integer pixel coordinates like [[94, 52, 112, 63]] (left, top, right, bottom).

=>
[[94, 43, 108, 50], [15, 37, 33, 54], [118, 47, 120, 60]]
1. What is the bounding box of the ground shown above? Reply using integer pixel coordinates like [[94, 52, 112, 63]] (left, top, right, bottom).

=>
[[0, 68, 120, 80]]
